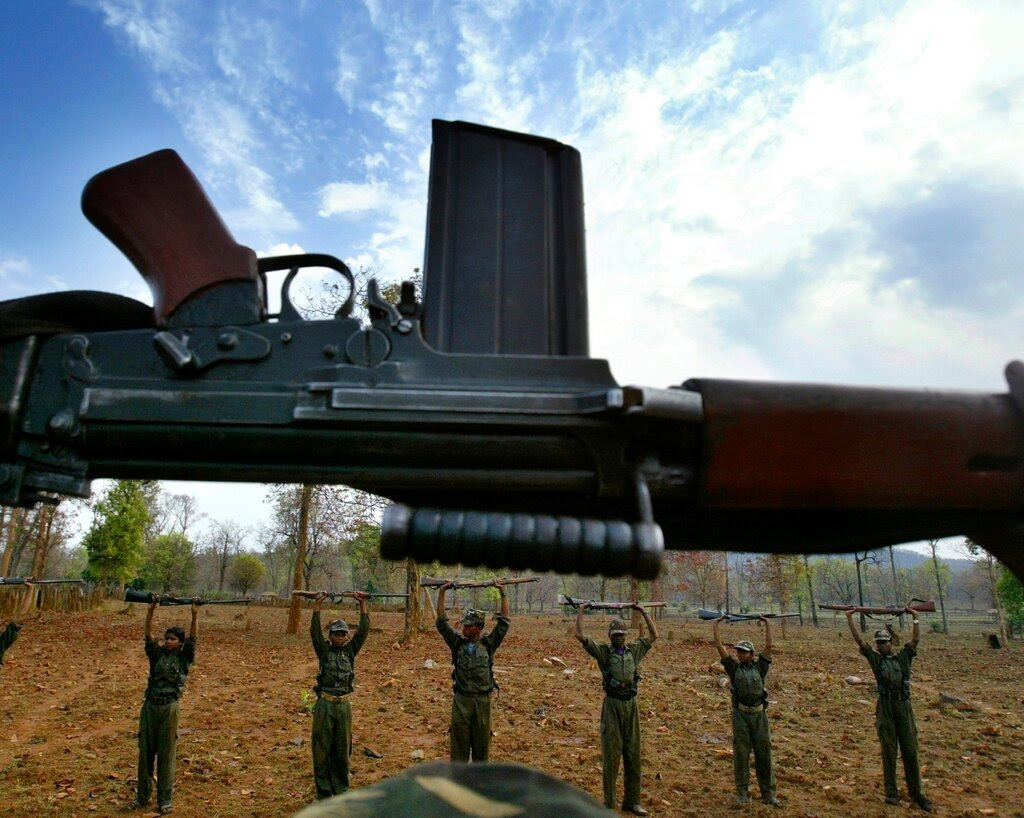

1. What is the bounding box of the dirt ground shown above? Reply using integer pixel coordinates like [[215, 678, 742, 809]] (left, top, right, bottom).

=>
[[0, 604, 1022, 818]]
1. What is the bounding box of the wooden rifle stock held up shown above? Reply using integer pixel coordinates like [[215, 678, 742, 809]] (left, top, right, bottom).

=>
[[560, 595, 666, 610], [420, 576, 540, 589], [817, 600, 936, 615], [123, 588, 251, 606]]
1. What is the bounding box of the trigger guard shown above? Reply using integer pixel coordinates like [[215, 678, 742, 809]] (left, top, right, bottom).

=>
[[257, 253, 356, 321]]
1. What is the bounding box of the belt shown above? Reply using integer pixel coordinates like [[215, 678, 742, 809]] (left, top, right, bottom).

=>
[[146, 694, 179, 706], [455, 689, 491, 698], [319, 692, 350, 702], [735, 702, 764, 713]]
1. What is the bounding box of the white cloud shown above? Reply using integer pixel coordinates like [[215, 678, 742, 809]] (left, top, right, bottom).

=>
[[318, 180, 390, 216], [0, 256, 29, 281]]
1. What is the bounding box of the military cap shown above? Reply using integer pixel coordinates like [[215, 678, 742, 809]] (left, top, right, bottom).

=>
[[873, 629, 892, 642], [733, 639, 755, 652], [608, 619, 629, 635], [328, 619, 350, 634], [461, 609, 486, 626]]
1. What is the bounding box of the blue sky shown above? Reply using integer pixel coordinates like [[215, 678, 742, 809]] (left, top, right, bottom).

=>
[[3, 0, 1021, 552]]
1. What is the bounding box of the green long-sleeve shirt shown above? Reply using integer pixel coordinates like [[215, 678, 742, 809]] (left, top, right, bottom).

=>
[[311, 611, 369, 696], [0, 622, 22, 667]]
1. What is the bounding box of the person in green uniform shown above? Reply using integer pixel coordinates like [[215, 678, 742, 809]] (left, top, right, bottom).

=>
[[310, 590, 370, 799], [713, 614, 779, 807], [574, 602, 658, 816], [435, 580, 510, 762], [845, 609, 932, 812], [0, 579, 36, 673], [136, 595, 200, 814]]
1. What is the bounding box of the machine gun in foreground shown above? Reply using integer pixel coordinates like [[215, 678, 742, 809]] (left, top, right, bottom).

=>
[[2, 121, 1023, 581]]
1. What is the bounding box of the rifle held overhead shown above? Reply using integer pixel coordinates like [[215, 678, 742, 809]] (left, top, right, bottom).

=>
[[291, 590, 409, 602], [817, 600, 936, 615], [559, 595, 666, 610], [697, 609, 800, 621], [124, 588, 251, 606], [420, 576, 540, 589], [0, 577, 85, 586]]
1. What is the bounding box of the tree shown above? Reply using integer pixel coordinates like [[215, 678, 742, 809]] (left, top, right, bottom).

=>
[[802, 555, 818, 627], [82, 480, 150, 591], [229, 553, 266, 595], [964, 539, 1008, 643], [997, 570, 1024, 637], [286, 484, 313, 635], [928, 540, 949, 635], [208, 520, 247, 592], [141, 531, 196, 593]]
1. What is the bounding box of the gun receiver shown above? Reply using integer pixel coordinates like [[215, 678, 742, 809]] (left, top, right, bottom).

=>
[[2, 120, 1024, 582], [124, 589, 251, 606]]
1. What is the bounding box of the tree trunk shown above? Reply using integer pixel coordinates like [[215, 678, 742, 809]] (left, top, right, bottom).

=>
[[401, 557, 420, 645], [0, 506, 20, 576], [985, 552, 1008, 644], [855, 552, 867, 633], [802, 555, 818, 627], [929, 541, 949, 635], [286, 485, 313, 635], [724, 553, 731, 614], [30, 505, 55, 578], [888, 546, 901, 603]]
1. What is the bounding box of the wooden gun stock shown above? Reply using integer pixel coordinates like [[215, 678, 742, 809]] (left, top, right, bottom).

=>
[[81, 149, 260, 325]]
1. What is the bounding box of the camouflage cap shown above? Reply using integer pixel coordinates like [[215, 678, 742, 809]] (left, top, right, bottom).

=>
[[328, 619, 350, 634], [608, 619, 629, 635], [733, 639, 755, 652], [461, 609, 486, 626], [873, 629, 892, 642]]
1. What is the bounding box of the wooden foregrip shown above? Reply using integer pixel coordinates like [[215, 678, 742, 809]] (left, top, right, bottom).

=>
[[685, 379, 1024, 510], [81, 149, 258, 325]]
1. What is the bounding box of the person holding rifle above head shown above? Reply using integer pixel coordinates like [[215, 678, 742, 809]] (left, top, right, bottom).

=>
[[713, 614, 779, 807], [309, 590, 370, 799], [435, 579, 510, 762], [574, 601, 658, 816], [1, 579, 36, 673], [136, 595, 200, 814], [845, 608, 932, 812]]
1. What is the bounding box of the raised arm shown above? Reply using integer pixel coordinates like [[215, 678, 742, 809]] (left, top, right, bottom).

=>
[[493, 580, 509, 618], [574, 602, 588, 644], [190, 597, 201, 640], [759, 614, 772, 658], [636, 603, 658, 642], [436, 581, 452, 618], [712, 616, 729, 660], [845, 609, 868, 650], [15, 580, 36, 623], [905, 606, 921, 649], [145, 598, 158, 641]]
